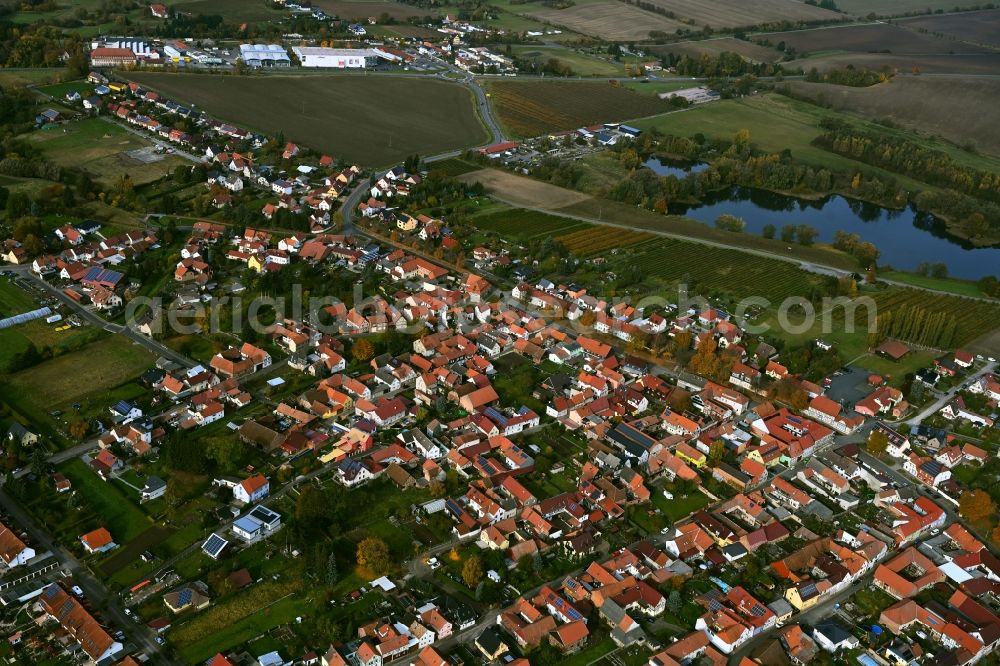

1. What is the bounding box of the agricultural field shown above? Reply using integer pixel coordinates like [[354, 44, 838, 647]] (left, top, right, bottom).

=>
[[638, 0, 838, 29], [312, 0, 439, 20], [126, 73, 488, 165], [757, 22, 993, 56], [165, 0, 287, 22], [460, 168, 592, 208], [781, 76, 1000, 157], [526, 1, 685, 41], [786, 52, 1000, 76], [468, 208, 590, 239], [26, 117, 188, 186], [630, 237, 834, 303], [898, 9, 1000, 48], [647, 37, 781, 63], [870, 289, 1000, 348], [485, 80, 672, 137], [833, 0, 980, 16], [427, 156, 481, 177], [557, 226, 654, 256], [632, 93, 1000, 186], [510, 45, 624, 77]]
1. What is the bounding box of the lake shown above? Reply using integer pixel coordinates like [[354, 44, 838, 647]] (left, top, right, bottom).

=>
[[644, 158, 1000, 280]]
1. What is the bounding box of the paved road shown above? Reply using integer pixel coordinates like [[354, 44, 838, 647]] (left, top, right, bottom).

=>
[[0, 266, 197, 369], [0, 483, 167, 663], [906, 360, 997, 425]]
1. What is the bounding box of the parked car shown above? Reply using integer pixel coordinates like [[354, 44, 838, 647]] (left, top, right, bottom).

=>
[[427, 557, 441, 570]]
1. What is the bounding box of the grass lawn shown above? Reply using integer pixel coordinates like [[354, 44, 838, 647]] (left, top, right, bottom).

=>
[[0, 68, 68, 87], [881, 271, 989, 298], [510, 45, 624, 77], [852, 586, 897, 618], [163, 334, 226, 365], [3, 335, 155, 409], [0, 279, 36, 314], [162, 564, 388, 666], [60, 458, 155, 543], [619, 79, 697, 95], [174, 590, 310, 663], [851, 351, 937, 385], [559, 637, 618, 666], [37, 81, 96, 99], [27, 117, 188, 185], [651, 487, 710, 521]]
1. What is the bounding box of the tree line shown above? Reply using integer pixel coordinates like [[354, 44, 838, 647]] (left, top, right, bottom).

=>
[[869, 303, 958, 349], [814, 122, 1000, 237], [805, 65, 892, 87]]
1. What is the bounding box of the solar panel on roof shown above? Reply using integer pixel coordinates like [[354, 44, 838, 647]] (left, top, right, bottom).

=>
[[202, 533, 228, 557], [178, 589, 192, 605]]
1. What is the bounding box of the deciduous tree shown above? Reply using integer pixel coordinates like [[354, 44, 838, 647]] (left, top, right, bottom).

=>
[[959, 489, 995, 523], [351, 338, 375, 362], [357, 537, 391, 575], [462, 555, 484, 588], [866, 430, 889, 457]]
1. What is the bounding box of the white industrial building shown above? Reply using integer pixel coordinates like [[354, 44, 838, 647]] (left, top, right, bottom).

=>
[[292, 46, 388, 69], [239, 43, 291, 68], [92, 39, 160, 60]]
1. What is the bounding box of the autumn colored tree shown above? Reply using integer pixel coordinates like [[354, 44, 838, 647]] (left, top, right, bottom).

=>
[[959, 490, 995, 523], [707, 439, 725, 466], [462, 555, 484, 588], [356, 537, 391, 575], [866, 430, 889, 457], [69, 420, 89, 441], [352, 338, 375, 362]]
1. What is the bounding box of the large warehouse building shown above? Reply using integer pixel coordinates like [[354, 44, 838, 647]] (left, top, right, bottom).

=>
[[292, 47, 393, 69], [239, 44, 290, 68]]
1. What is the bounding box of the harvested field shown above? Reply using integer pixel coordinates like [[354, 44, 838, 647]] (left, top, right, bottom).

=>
[[526, 2, 684, 41], [485, 80, 672, 137], [898, 10, 1000, 48], [757, 22, 992, 55], [784, 52, 1000, 75], [834, 0, 974, 16], [782, 76, 1000, 157], [461, 168, 592, 208], [124, 73, 488, 165], [167, 0, 285, 22], [648, 38, 781, 63], [312, 0, 437, 20], [637, 0, 837, 28]]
